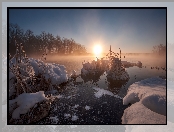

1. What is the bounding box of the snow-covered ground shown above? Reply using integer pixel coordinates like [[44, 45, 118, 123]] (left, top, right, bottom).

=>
[[122, 77, 166, 124], [9, 91, 48, 119], [5, 56, 69, 124], [123, 42, 174, 132], [93, 87, 122, 99]]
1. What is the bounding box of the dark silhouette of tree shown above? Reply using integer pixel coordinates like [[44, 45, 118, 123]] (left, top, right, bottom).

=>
[[9, 23, 87, 56], [23, 29, 36, 54], [152, 44, 166, 56], [9, 23, 25, 55]]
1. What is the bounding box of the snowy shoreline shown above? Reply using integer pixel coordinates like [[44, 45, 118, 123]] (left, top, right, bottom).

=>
[[122, 77, 166, 124], [6, 54, 167, 124], [8, 56, 69, 124]]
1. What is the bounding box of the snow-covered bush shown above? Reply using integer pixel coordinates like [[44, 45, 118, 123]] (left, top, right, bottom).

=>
[[81, 48, 130, 81], [8, 41, 68, 124], [9, 43, 36, 97], [9, 43, 68, 98], [81, 58, 107, 75], [106, 57, 129, 81]]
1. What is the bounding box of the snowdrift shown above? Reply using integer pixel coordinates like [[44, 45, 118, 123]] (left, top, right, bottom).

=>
[[10, 57, 68, 85], [9, 91, 48, 119], [93, 87, 122, 99], [8, 56, 68, 123], [122, 77, 166, 124], [9, 57, 68, 97]]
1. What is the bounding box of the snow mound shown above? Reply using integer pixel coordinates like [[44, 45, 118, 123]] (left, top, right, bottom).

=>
[[122, 77, 166, 124], [85, 105, 90, 110], [71, 115, 79, 121], [28, 58, 68, 85], [9, 91, 48, 119], [93, 87, 122, 99], [122, 102, 166, 124], [10, 57, 68, 85], [8, 57, 68, 98], [93, 87, 114, 98]]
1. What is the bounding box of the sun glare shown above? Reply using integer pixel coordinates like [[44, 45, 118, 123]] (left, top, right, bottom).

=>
[[93, 45, 102, 56]]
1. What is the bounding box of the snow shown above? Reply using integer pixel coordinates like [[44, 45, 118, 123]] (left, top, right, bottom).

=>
[[93, 87, 122, 99], [85, 105, 90, 110], [93, 87, 114, 98], [71, 115, 79, 121], [66, 96, 72, 99], [122, 102, 166, 124], [28, 58, 68, 85], [73, 104, 79, 108], [9, 57, 68, 86], [8, 57, 68, 99], [9, 91, 48, 119], [55, 94, 63, 99], [64, 113, 71, 119], [49, 116, 59, 124], [122, 77, 166, 124]]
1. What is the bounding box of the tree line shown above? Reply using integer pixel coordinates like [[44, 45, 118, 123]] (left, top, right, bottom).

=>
[[9, 23, 87, 56], [152, 44, 166, 56]]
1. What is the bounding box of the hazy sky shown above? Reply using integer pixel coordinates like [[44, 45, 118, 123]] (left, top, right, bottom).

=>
[[9, 8, 166, 53]]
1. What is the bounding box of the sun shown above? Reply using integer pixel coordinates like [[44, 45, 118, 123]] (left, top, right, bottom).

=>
[[93, 45, 102, 56]]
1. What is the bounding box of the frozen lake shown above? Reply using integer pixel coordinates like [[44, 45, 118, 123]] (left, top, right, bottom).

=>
[[35, 54, 166, 124]]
